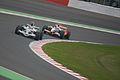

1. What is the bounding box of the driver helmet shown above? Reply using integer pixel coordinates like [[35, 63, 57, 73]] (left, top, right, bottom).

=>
[[55, 24, 60, 27], [31, 22, 35, 26], [26, 24, 30, 27]]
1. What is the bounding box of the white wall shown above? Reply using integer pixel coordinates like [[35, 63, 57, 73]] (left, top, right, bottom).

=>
[[68, 0, 120, 18]]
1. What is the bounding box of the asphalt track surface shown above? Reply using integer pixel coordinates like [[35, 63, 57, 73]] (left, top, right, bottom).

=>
[[0, 0, 120, 31], [0, 0, 120, 80]]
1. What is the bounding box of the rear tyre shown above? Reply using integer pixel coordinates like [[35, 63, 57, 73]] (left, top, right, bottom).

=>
[[34, 30, 43, 40], [65, 31, 71, 40], [42, 26, 48, 34]]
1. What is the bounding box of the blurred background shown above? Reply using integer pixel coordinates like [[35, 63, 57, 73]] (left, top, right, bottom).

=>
[[81, 0, 120, 8]]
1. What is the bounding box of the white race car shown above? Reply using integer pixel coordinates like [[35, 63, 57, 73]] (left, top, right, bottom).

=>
[[15, 24, 43, 40]]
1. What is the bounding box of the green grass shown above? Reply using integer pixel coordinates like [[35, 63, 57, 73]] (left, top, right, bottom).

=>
[[42, 42, 120, 80]]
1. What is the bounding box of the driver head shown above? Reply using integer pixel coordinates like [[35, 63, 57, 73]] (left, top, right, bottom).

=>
[[31, 22, 35, 26], [55, 24, 60, 27]]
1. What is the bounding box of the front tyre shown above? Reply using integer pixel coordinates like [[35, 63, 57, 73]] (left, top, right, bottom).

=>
[[15, 25, 22, 35]]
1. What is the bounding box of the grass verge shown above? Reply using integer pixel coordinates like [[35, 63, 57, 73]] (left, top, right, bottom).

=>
[[0, 66, 32, 80], [42, 42, 120, 80]]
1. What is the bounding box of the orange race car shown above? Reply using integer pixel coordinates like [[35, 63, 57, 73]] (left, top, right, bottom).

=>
[[42, 24, 71, 39]]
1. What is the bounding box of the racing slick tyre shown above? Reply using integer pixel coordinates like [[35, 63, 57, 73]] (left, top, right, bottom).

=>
[[34, 31, 43, 40], [42, 26, 48, 34], [59, 31, 64, 39], [65, 31, 71, 40], [15, 25, 23, 35]]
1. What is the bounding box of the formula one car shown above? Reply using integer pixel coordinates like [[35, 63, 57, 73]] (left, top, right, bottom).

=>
[[42, 24, 71, 39], [15, 24, 43, 40]]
